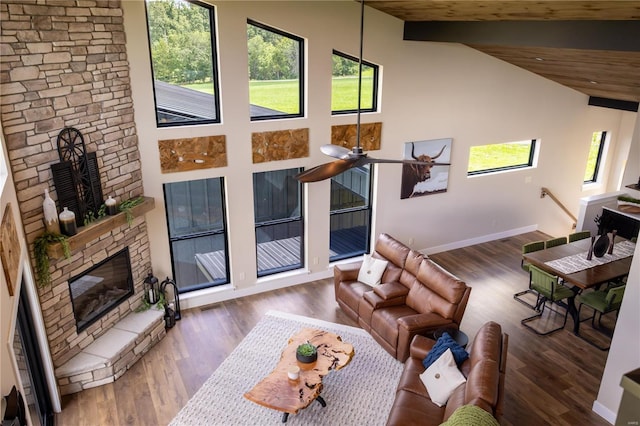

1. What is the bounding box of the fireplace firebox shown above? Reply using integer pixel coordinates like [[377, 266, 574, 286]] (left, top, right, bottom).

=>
[[68, 247, 134, 333]]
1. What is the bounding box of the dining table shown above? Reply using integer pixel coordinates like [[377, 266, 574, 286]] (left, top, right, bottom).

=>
[[522, 237, 635, 334]]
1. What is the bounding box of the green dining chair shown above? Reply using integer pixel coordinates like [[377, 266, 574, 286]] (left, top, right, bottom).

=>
[[514, 241, 545, 309], [521, 265, 575, 336], [545, 236, 567, 249], [576, 285, 626, 350], [568, 230, 591, 243]]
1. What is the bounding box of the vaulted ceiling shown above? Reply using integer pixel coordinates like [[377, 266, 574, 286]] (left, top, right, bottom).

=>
[[365, 1, 640, 108]]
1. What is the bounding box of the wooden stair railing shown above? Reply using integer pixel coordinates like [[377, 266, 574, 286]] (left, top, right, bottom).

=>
[[540, 187, 577, 229]]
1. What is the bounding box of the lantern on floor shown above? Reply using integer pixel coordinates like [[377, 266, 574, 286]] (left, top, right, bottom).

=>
[[143, 272, 159, 305], [161, 277, 181, 328]]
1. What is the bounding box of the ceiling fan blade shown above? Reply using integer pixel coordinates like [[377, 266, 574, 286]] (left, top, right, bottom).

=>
[[294, 159, 360, 182], [363, 157, 451, 166], [320, 144, 353, 160]]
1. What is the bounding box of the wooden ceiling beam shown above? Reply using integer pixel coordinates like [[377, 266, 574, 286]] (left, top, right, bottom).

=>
[[404, 20, 640, 51]]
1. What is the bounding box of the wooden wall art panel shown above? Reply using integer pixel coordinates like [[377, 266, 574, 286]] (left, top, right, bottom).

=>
[[252, 128, 309, 163], [1, 203, 20, 296], [159, 136, 227, 173], [331, 122, 382, 151]]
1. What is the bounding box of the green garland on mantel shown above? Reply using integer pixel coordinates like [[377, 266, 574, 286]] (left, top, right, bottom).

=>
[[119, 196, 145, 225], [34, 232, 70, 288]]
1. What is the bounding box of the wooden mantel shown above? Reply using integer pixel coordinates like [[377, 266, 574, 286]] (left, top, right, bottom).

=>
[[47, 196, 155, 259]]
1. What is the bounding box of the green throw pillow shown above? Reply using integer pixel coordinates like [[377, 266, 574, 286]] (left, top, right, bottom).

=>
[[440, 404, 499, 426]]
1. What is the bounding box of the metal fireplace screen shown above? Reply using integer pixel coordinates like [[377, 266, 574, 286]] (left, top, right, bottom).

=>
[[68, 247, 134, 333]]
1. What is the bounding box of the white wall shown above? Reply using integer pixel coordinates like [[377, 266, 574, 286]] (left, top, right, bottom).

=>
[[593, 112, 640, 424], [122, 1, 637, 308]]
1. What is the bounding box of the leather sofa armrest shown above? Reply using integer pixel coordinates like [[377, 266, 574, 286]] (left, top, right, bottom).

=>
[[373, 282, 409, 300], [396, 313, 454, 361], [409, 334, 436, 360], [334, 262, 361, 282], [363, 290, 405, 309], [397, 312, 452, 332]]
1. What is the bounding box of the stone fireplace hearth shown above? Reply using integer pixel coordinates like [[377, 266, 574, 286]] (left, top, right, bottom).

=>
[[0, 0, 163, 393]]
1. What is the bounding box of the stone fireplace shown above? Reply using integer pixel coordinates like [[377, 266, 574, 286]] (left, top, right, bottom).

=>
[[0, 0, 164, 393]]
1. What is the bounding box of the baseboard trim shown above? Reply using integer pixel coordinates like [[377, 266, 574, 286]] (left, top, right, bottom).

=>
[[180, 269, 333, 310], [419, 225, 539, 255], [592, 400, 616, 425]]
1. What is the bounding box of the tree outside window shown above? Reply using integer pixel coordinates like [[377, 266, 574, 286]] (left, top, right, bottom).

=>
[[247, 20, 304, 120], [331, 50, 378, 114], [146, 0, 220, 126]]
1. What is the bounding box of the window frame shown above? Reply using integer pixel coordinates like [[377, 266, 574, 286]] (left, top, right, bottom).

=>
[[145, 0, 221, 128], [331, 50, 379, 115], [247, 19, 305, 122], [253, 168, 305, 277], [467, 139, 537, 176], [329, 165, 373, 262], [583, 131, 607, 184], [163, 177, 230, 293]]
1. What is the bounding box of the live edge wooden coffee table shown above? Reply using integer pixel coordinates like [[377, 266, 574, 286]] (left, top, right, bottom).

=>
[[244, 328, 354, 423]]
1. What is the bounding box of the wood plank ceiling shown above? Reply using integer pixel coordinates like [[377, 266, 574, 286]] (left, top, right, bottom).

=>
[[365, 1, 640, 105]]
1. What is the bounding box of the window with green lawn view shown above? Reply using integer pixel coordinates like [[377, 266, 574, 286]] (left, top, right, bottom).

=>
[[145, 0, 220, 127], [330, 165, 373, 261], [164, 178, 229, 293], [584, 131, 607, 183], [467, 140, 537, 176], [332, 50, 378, 114], [247, 20, 304, 120], [253, 168, 304, 277]]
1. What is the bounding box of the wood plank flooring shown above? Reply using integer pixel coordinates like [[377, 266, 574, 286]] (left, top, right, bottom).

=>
[[55, 231, 612, 426]]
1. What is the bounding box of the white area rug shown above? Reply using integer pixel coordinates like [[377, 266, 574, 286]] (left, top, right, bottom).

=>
[[170, 311, 404, 425]]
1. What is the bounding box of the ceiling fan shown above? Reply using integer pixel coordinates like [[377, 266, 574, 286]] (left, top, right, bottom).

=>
[[295, 0, 450, 183]]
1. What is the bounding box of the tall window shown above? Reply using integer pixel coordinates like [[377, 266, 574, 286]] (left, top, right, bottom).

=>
[[253, 168, 304, 276], [247, 20, 304, 120], [467, 140, 537, 176], [145, 0, 220, 127], [331, 50, 378, 114], [330, 165, 373, 261], [584, 131, 607, 183], [164, 178, 229, 292]]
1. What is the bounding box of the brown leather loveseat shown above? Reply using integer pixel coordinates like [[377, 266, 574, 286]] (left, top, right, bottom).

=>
[[387, 321, 508, 425], [334, 233, 471, 361]]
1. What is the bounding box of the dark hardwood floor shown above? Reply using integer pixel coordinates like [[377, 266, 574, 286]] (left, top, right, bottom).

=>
[[55, 231, 612, 426]]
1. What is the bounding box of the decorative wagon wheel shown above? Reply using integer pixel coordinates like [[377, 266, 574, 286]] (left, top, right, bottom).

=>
[[57, 127, 86, 163], [53, 127, 103, 226]]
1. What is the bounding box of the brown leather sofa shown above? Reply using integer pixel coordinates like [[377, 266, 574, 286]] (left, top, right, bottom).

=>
[[334, 233, 471, 361], [387, 321, 508, 425]]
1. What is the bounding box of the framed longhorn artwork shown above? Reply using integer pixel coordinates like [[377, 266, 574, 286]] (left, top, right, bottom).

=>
[[400, 138, 452, 199]]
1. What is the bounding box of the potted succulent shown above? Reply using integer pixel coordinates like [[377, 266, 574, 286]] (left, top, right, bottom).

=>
[[296, 341, 318, 363]]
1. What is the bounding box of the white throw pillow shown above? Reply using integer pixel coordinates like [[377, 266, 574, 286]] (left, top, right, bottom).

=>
[[357, 254, 388, 286], [419, 348, 467, 407]]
